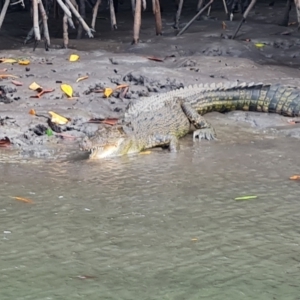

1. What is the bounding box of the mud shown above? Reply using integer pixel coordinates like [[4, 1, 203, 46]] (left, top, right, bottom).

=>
[[1, 0, 300, 159]]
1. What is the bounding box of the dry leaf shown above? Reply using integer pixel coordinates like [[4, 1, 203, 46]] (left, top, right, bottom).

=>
[[289, 175, 300, 180], [147, 56, 164, 62], [103, 87, 113, 98], [69, 54, 80, 62], [29, 109, 36, 115], [0, 137, 11, 147], [11, 80, 23, 86], [115, 84, 129, 90], [61, 84, 73, 97], [76, 75, 89, 83], [140, 151, 151, 155], [10, 196, 34, 204], [29, 82, 42, 91], [18, 59, 30, 65], [0, 58, 17, 63], [0, 74, 19, 79], [30, 88, 54, 98], [48, 111, 69, 125], [288, 21, 297, 26]]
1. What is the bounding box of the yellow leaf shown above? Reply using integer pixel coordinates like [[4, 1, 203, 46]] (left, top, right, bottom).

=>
[[191, 238, 198, 241], [10, 196, 34, 204], [61, 84, 73, 97], [29, 82, 42, 91], [104, 88, 113, 98], [255, 43, 265, 48], [69, 54, 80, 62], [48, 111, 69, 125], [1, 58, 17, 63], [76, 75, 89, 83], [18, 59, 30, 65]]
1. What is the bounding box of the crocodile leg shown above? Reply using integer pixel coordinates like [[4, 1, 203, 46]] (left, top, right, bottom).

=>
[[180, 101, 217, 141], [152, 134, 180, 152]]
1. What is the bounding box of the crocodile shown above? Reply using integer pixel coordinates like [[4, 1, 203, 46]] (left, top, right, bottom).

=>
[[80, 82, 300, 159]]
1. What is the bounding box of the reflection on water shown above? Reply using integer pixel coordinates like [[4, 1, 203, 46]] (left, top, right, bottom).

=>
[[1, 130, 300, 300]]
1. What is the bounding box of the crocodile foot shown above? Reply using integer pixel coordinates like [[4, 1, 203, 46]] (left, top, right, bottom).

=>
[[193, 127, 217, 141]]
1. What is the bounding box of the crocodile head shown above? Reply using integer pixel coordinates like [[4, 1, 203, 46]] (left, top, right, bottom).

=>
[[80, 125, 135, 159]]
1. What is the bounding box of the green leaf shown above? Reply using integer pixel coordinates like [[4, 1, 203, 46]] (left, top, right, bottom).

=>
[[234, 195, 258, 201], [46, 128, 53, 136]]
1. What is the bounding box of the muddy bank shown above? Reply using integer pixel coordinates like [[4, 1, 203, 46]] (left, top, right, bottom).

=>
[[1, 49, 300, 159], [1, 0, 300, 159]]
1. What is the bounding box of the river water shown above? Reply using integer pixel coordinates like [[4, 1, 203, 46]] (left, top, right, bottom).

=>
[[1, 119, 300, 300]]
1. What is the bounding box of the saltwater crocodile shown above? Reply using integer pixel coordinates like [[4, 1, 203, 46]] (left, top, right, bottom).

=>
[[80, 82, 300, 159]]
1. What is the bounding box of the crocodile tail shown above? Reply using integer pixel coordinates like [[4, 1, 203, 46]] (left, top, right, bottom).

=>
[[195, 83, 300, 117]]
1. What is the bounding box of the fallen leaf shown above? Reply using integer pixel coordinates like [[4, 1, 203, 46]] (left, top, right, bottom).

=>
[[29, 82, 42, 91], [115, 84, 129, 90], [289, 175, 300, 180], [147, 56, 164, 62], [48, 111, 69, 125], [61, 84, 73, 97], [30, 88, 54, 98], [18, 59, 30, 65], [191, 238, 198, 241], [29, 109, 36, 115], [76, 75, 89, 83], [10, 196, 34, 204], [69, 54, 80, 62], [0, 58, 17, 63], [103, 87, 113, 98], [288, 21, 297, 26], [222, 21, 227, 30], [0, 74, 19, 79], [46, 128, 53, 136], [0, 137, 11, 147], [234, 195, 258, 200], [11, 80, 23, 86], [255, 43, 265, 48]]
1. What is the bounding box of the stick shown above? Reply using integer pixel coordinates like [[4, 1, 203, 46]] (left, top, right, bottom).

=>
[[174, 0, 183, 29], [63, 6, 69, 48], [0, 0, 11, 30], [38, 0, 50, 50], [132, 0, 141, 44], [177, 0, 213, 36], [56, 0, 75, 29], [33, 0, 41, 41], [64, 0, 94, 37], [154, 0, 162, 35], [77, 0, 86, 39], [91, 0, 101, 30], [231, 0, 257, 39], [109, 0, 117, 30]]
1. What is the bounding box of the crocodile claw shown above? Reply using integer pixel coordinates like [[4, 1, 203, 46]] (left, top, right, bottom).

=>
[[193, 128, 217, 141]]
